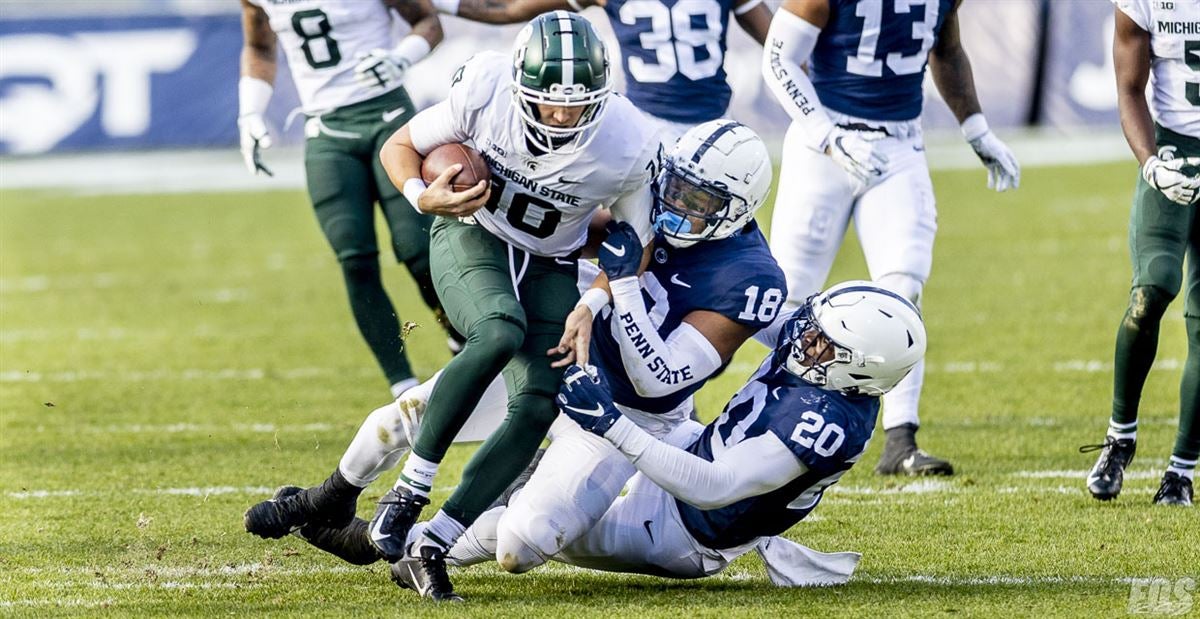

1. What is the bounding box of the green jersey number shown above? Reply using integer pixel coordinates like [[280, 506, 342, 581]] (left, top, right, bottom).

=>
[[292, 9, 341, 69], [1186, 40, 1199, 106], [485, 177, 563, 239]]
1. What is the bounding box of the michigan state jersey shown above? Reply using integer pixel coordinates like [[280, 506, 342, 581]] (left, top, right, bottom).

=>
[[676, 357, 878, 550], [590, 222, 786, 414], [604, 0, 744, 123], [810, 0, 956, 121], [1114, 0, 1200, 137], [431, 52, 658, 257], [247, 0, 401, 113]]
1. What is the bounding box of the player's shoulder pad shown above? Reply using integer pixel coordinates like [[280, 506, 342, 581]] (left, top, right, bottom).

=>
[[767, 386, 868, 472], [595, 94, 662, 188], [715, 258, 788, 328], [450, 51, 509, 113]]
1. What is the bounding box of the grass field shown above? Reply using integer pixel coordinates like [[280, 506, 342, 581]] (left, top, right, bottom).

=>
[[0, 160, 1194, 617]]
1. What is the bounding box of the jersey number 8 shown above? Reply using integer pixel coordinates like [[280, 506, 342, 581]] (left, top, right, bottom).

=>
[[619, 0, 724, 83]]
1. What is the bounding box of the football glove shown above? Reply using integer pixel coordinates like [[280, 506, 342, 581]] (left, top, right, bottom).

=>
[[557, 364, 622, 437], [598, 221, 642, 281], [238, 113, 273, 177], [354, 49, 408, 92], [826, 129, 888, 191], [1142, 147, 1200, 206], [961, 114, 1020, 192]]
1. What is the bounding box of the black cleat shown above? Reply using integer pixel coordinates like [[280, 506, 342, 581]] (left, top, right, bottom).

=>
[[389, 544, 463, 602], [369, 487, 429, 562], [266, 486, 382, 564], [244, 473, 360, 539], [875, 423, 954, 476], [1080, 436, 1136, 501], [1152, 472, 1193, 506]]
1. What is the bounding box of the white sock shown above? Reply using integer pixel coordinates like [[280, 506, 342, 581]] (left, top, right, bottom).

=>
[[1167, 456, 1196, 481], [396, 452, 439, 497], [447, 507, 503, 567], [418, 510, 467, 552], [337, 402, 410, 487], [390, 377, 420, 399], [1107, 420, 1137, 441]]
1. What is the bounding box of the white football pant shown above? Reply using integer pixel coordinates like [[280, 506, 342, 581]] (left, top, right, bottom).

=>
[[769, 117, 935, 430]]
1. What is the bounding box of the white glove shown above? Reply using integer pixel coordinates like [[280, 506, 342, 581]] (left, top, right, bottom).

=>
[[1142, 146, 1200, 206], [238, 113, 273, 177], [826, 129, 888, 191], [355, 48, 408, 92], [961, 114, 1019, 192]]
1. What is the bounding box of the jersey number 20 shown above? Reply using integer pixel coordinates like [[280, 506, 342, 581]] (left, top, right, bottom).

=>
[[619, 0, 724, 83], [790, 411, 845, 457]]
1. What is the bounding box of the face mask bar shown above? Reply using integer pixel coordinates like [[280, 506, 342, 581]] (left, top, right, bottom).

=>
[[513, 83, 609, 154], [780, 302, 855, 390], [651, 159, 742, 243]]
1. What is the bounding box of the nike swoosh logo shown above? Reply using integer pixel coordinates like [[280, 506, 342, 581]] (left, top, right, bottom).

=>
[[643, 519, 654, 544], [601, 242, 626, 257], [369, 516, 390, 542], [669, 273, 690, 288], [563, 403, 604, 417], [554, 258, 575, 266], [381, 107, 407, 123], [558, 176, 583, 184]]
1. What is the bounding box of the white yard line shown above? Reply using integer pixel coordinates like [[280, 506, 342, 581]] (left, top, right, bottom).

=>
[[7, 486, 274, 500], [0, 367, 378, 383]]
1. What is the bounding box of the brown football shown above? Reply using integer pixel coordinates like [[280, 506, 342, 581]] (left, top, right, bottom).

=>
[[421, 143, 492, 192]]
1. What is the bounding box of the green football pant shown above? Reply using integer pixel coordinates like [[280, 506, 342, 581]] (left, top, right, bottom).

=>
[[413, 217, 580, 525]]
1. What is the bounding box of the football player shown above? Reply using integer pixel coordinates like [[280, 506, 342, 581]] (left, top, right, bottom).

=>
[[238, 0, 462, 398], [761, 0, 1021, 476], [392, 281, 926, 591], [1081, 0, 1199, 507], [243, 12, 661, 602], [433, 0, 772, 144]]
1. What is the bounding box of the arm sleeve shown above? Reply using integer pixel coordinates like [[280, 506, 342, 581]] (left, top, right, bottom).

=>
[[604, 416, 807, 510], [761, 9, 835, 152], [609, 277, 723, 398]]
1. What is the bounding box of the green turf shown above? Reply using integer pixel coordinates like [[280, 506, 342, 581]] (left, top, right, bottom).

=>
[[1, 161, 1194, 617]]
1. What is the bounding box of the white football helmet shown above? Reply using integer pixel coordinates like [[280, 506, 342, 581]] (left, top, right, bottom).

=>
[[780, 281, 927, 396], [653, 120, 773, 248]]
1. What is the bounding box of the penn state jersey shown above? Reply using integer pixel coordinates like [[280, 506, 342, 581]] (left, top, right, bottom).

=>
[[604, 0, 740, 123], [1113, 0, 1200, 137], [431, 52, 658, 256], [676, 356, 878, 550], [247, 0, 404, 113], [590, 222, 787, 414], [810, 0, 956, 121]]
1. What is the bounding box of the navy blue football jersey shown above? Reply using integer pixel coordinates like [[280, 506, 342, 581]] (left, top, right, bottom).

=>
[[604, 0, 739, 123], [676, 355, 879, 550], [590, 222, 786, 414], [810, 0, 956, 121]]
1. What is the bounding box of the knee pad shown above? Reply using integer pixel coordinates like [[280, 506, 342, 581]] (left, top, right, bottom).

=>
[[469, 317, 525, 359], [1127, 286, 1174, 328], [339, 254, 380, 282], [507, 391, 560, 430], [877, 272, 924, 307]]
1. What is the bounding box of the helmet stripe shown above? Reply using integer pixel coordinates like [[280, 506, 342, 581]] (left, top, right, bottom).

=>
[[557, 12, 575, 87], [690, 120, 743, 163], [823, 284, 921, 316]]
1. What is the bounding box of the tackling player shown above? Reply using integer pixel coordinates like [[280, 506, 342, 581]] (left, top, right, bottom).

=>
[[1082, 0, 1199, 507], [761, 0, 1020, 476], [243, 11, 661, 599], [238, 0, 462, 398], [434, 0, 772, 144], [393, 281, 926, 592]]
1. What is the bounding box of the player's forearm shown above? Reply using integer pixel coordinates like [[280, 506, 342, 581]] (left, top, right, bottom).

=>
[[1118, 94, 1157, 166], [239, 2, 276, 83], [735, 1, 772, 46], [605, 417, 800, 510], [609, 278, 721, 399], [761, 9, 834, 151], [451, 0, 562, 24], [380, 127, 425, 196], [928, 45, 982, 124], [390, 0, 444, 48]]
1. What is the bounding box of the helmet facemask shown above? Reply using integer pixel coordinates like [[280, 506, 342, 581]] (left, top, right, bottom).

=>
[[780, 302, 858, 392], [652, 158, 746, 248]]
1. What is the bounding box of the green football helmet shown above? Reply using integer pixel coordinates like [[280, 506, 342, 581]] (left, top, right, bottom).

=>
[[511, 11, 610, 153]]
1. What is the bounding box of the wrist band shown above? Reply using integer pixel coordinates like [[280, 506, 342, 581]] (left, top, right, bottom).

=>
[[576, 287, 610, 316], [403, 178, 427, 213], [960, 113, 989, 142], [432, 0, 460, 15]]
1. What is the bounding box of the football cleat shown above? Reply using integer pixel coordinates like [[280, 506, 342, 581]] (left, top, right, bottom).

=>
[[269, 486, 382, 565], [244, 473, 360, 539], [875, 424, 954, 476], [389, 544, 463, 602], [369, 487, 429, 562], [1152, 472, 1193, 507], [1080, 436, 1136, 501]]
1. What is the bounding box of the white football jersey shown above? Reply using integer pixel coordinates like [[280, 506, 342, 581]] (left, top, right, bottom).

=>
[[1114, 0, 1200, 137], [247, 0, 402, 113], [411, 52, 659, 257]]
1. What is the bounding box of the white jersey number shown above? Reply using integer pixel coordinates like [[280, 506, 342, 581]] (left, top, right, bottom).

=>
[[790, 410, 845, 457], [1187, 40, 1200, 106], [619, 0, 724, 83], [292, 9, 342, 69], [846, 0, 939, 77], [737, 285, 783, 323]]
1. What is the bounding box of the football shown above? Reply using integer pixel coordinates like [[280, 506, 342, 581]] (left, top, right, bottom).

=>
[[421, 143, 492, 192]]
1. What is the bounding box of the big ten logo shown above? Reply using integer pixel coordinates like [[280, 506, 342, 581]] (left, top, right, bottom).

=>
[[1128, 577, 1195, 616], [0, 29, 197, 154]]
